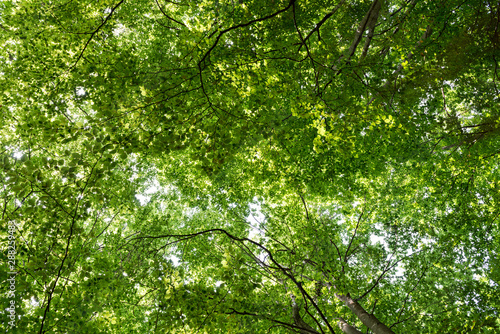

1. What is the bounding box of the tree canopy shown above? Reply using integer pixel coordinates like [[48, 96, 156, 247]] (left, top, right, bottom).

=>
[[1, 0, 500, 333]]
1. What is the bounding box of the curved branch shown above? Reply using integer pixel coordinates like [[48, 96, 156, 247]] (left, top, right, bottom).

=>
[[69, 0, 125, 71], [129, 227, 336, 333], [298, 0, 346, 51], [155, 0, 186, 27], [198, 0, 296, 67]]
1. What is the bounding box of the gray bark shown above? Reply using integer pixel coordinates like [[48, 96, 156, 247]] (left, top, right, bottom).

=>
[[338, 317, 364, 334], [292, 303, 320, 334], [347, 0, 382, 59], [360, 0, 382, 60], [336, 294, 395, 334]]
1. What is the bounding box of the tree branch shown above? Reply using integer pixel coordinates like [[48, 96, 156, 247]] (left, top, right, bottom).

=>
[[335, 294, 395, 334], [69, 0, 125, 71], [298, 0, 346, 51], [199, 0, 296, 67], [155, 0, 186, 27], [346, 0, 382, 60], [338, 317, 363, 334]]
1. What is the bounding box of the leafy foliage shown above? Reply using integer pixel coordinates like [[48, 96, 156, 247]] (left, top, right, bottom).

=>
[[1, 0, 500, 333]]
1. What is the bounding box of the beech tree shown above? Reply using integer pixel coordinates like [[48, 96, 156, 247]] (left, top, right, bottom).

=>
[[1, 0, 499, 333]]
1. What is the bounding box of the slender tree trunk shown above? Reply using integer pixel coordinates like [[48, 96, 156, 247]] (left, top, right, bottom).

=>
[[338, 317, 364, 334], [292, 303, 320, 334], [335, 294, 395, 334], [347, 0, 381, 59]]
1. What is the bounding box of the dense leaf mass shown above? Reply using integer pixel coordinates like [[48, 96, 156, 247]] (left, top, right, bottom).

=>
[[1, 0, 500, 333]]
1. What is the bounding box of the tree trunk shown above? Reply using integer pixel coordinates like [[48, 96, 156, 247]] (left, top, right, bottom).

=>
[[338, 317, 364, 334], [335, 294, 395, 334], [292, 302, 319, 334]]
